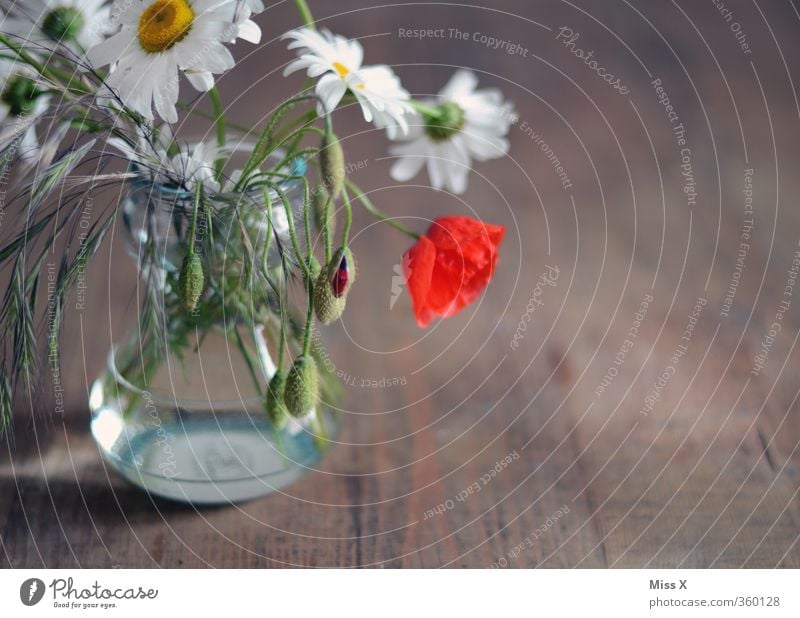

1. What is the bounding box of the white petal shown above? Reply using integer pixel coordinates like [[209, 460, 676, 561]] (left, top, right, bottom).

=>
[[86, 29, 133, 68], [390, 155, 425, 183], [236, 19, 261, 44], [185, 70, 215, 92], [315, 73, 347, 114], [439, 69, 478, 100]]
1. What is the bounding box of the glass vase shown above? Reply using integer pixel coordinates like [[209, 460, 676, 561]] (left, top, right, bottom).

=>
[[89, 161, 338, 504]]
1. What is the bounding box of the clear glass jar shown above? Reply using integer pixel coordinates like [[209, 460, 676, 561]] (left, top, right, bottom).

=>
[[89, 161, 338, 504]]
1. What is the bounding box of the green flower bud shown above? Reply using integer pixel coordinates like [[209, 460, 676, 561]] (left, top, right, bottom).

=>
[[424, 101, 465, 142], [265, 370, 289, 430], [313, 268, 346, 324], [1, 74, 40, 117], [42, 7, 85, 43], [320, 133, 345, 198], [179, 253, 204, 312], [313, 186, 336, 237], [284, 355, 319, 418]]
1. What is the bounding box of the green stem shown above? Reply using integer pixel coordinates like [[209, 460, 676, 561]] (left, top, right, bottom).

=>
[[234, 96, 316, 191], [188, 183, 203, 256], [269, 182, 309, 280], [341, 183, 353, 247], [177, 103, 253, 136], [345, 179, 420, 239], [301, 179, 314, 356], [208, 87, 226, 181], [322, 191, 333, 264], [232, 326, 264, 398], [409, 99, 443, 117], [293, 0, 316, 28]]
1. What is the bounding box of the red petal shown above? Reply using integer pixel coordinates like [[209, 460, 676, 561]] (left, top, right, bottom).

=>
[[425, 216, 505, 319], [403, 236, 437, 327]]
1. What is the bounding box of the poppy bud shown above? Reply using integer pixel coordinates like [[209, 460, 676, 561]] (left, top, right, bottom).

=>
[[330, 247, 356, 298], [320, 133, 345, 198], [313, 186, 336, 237], [314, 268, 346, 324], [265, 370, 289, 429], [178, 253, 204, 312], [284, 354, 319, 418]]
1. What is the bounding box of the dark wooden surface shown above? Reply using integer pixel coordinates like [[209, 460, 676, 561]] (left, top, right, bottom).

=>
[[3, 0, 800, 567]]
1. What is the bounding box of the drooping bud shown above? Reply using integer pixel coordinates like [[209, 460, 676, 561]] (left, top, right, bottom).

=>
[[320, 132, 345, 198], [330, 247, 356, 298], [314, 268, 346, 324], [178, 253, 204, 312], [42, 7, 85, 43], [313, 186, 336, 237], [265, 370, 289, 430], [1, 75, 40, 118], [424, 101, 465, 142], [284, 355, 319, 418]]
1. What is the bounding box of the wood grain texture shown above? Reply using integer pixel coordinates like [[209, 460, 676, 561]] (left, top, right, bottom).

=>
[[2, 0, 800, 567]]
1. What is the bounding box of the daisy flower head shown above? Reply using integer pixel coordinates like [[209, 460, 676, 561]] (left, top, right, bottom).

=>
[[283, 27, 413, 137], [86, 0, 261, 123], [109, 131, 222, 193], [389, 69, 517, 194], [3, 0, 115, 52]]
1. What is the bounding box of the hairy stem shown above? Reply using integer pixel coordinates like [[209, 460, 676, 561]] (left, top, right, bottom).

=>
[[345, 179, 419, 239], [208, 87, 227, 181]]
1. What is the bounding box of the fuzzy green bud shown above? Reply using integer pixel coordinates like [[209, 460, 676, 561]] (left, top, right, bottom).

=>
[[179, 253, 204, 312], [320, 133, 345, 198], [284, 355, 319, 418], [424, 101, 465, 142], [42, 6, 84, 43], [314, 268, 346, 324], [265, 370, 289, 430], [1, 75, 40, 117]]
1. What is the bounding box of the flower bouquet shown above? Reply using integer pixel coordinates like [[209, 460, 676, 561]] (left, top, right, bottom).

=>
[[0, 0, 514, 502]]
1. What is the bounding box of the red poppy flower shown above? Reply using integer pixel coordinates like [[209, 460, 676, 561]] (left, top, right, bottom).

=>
[[403, 216, 505, 327]]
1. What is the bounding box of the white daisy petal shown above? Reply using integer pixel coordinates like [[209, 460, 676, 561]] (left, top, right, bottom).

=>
[[316, 73, 348, 115], [185, 70, 215, 92], [390, 154, 425, 183]]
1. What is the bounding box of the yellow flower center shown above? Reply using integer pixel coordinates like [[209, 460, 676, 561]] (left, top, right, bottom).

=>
[[333, 62, 365, 89], [332, 62, 349, 78], [137, 0, 194, 53]]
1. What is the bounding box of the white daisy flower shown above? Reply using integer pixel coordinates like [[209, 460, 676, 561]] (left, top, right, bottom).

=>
[[389, 69, 516, 194], [86, 0, 261, 123], [0, 58, 51, 164], [109, 132, 221, 193], [282, 27, 412, 137], [3, 0, 115, 52]]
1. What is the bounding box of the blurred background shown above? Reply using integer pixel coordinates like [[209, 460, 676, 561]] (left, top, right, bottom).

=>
[[3, 0, 800, 567]]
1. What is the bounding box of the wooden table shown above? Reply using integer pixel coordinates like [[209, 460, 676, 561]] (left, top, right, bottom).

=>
[[2, 0, 800, 567]]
